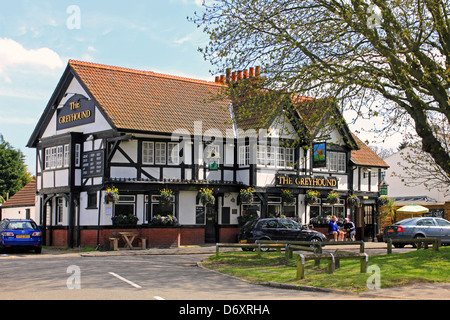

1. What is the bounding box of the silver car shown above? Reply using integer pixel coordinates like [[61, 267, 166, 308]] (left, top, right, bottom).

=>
[[384, 217, 450, 248]]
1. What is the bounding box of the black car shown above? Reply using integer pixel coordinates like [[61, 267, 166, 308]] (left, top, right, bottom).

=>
[[237, 218, 326, 249]]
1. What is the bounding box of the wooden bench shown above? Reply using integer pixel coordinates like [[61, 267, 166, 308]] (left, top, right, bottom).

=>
[[109, 238, 119, 251], [138, 237, 147, 250], [296, 251, 369, 280]]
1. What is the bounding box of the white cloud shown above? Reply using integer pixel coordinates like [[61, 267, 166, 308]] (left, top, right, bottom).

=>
[[0, 38, 64, 74]]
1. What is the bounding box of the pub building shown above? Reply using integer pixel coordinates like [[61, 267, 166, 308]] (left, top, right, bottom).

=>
[[27, 60, 388, 249]]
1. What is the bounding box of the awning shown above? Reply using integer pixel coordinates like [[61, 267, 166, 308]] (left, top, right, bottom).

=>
[[396, 204, 430, 214]]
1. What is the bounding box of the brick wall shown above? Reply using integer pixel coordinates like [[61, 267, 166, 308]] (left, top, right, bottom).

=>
[[47, 227, 206, 249]]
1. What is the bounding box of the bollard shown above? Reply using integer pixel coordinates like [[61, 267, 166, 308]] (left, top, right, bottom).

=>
[[360, 253, 369, 273], [296, 254, 305, 280], [387, 238, 393, 254]]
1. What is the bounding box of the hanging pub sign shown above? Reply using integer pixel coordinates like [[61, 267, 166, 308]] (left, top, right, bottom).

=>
[[276, 174, 338, 188], [312, 142, 327, 168], [57, 94, 95, 130]]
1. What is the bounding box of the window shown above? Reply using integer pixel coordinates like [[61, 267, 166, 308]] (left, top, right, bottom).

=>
[[45, 148, 51, 169], [57, 197, 64, 224], [256, 146, 294, 169], [87, 192, 97, 209], [285, 148, 294, 168], [257, 146, 266, 166], [114, 195, 135, 217], [51, 147, 57, 169], [168, 142, 179, 165], [239, 145, 249, 166], [146, 195, 174, 222], [276, 147, 285, 167], [142, 142, 154, 164], [155, 142, 166, 165], [56, 146, 64, 168], [64, 144, 70, 167], [267, 146, 275, 167], [75, 144, 81, 167], [328, 152, 346, 172]]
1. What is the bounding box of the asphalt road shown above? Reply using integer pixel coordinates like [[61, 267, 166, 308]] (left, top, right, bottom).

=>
[[0, 251, 368, 301]]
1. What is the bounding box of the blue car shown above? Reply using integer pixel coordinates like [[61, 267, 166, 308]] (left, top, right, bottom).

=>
[[0, 219, 42, 253]]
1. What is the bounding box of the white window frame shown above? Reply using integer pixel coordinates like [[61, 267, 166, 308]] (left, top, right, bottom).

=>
[[328, 152, 346, 173], [63, 144, 70, 168], [239, 145, 249, 166], [56, 145, 64, 168], [168, 142, 179, 165], [75, 144, 81, 167], [142, 141, 154, 164], [155, 142, 166, 165], [285, 148, 294, 169]]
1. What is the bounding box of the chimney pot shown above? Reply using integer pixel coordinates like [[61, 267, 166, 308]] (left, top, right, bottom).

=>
[[237, 70, 243, 80], [249, 67, 254, 78], [243, 69, 248, 79], [220, 75, 225, 83], [232, 71, 237, 82], [255, 66, 261, 77], [226, 68, 231, 83], [215, 76, 220, 83]]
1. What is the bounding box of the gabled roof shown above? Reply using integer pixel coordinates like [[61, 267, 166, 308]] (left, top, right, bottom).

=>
[[351, 134, 389, 168], [68, 60, 233, 135], [1, 179, 36, 208]]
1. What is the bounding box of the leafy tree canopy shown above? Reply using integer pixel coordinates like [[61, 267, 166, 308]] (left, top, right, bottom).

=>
[[192, 0, 450, 177], [0, 134, 32, 200]]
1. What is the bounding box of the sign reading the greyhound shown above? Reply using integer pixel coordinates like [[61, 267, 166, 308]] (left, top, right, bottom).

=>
[[276, 174, 338, 188], [57, 94, 95, 130]]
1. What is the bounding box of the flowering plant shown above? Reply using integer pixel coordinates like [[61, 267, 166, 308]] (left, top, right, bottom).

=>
[[309, 215, 332, 226], [305, 190, 320, 204], [151, 214, 177, 226], [327, 191, 340, 204], [281, 189, 295, 204], [160, 188, 174, 204], [347, 194, 360, 207], [112, 214, 138, 226], [240, 187, 254, 204], [199, 188, 215, 205], [105, 187, 119, 204], [378, 196, 390, 206]]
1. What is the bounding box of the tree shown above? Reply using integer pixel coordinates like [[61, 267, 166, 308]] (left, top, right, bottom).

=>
[[0, 134, 32, 199], [192, 0, 450, 177]]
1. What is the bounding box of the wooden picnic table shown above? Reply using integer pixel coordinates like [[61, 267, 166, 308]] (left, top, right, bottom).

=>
[[119, 232, 138, 249]]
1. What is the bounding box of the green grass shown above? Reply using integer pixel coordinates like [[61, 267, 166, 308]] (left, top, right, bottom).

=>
[[203, 247, 450, 292]]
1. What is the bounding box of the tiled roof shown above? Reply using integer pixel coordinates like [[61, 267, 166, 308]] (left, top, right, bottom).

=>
[[69, 60, 233, 135], [1, 179, 36, 208], [351, 134, 389, 168]]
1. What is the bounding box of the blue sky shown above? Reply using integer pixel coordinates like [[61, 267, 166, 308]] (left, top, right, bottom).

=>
[[0, 0, 402, 175]]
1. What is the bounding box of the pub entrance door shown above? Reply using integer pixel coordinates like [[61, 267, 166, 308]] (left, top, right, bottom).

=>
[[364, 204, 376, 241], [205, 203, 218, 243]]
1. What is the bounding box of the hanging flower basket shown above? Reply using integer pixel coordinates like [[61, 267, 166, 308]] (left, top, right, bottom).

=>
[[281, 189, 295, 204], [378, 196, 390, 207], [199, 188, 215, 206], [305, 190, 320, 204], [105, 186, 119, 204], [240, 187, 254, 204], [327, 191, 340, 204], [347, 194, 360, 207], [159, 188, 174, 205]]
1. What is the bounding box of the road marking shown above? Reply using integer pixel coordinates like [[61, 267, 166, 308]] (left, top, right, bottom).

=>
[[154, 296, 165, 300], [108, 272, 142, 289]]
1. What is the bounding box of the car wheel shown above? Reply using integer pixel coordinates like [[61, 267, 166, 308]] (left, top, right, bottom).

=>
[[413, 234, 425, 248]]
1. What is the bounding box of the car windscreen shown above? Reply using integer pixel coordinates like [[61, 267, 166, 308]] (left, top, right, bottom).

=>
[[279, 219, 301, 230], [242, 220, 258, 232], [393, 219, 416, 226], [6, 221, 38, 230]]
